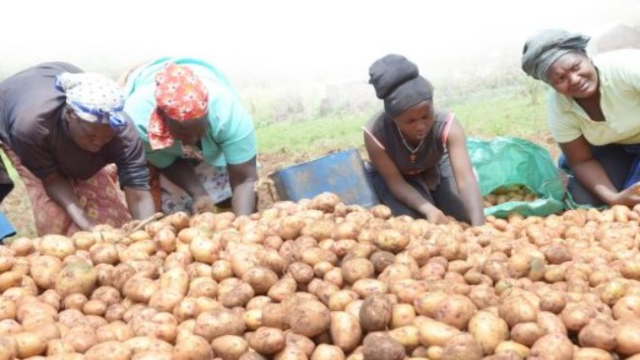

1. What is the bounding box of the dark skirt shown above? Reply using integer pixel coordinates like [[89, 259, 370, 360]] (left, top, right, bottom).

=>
[[558, 143, 639, 207], [364, 152, 470, 223]]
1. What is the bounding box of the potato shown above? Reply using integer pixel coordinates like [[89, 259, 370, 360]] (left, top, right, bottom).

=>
[[132, 350, 174, 360], [536, 311, 567, 336], [311, 344, 344, 360], [498, 295, 538, 328], [528, 333, 573, 360], [510, 322, 544, 347], [0, 271, 23, 293], [573, 347, 614, 360], [440, 333, 482, 360], [615, 321, 640, 356], [39, 234, 75, 259], [359, 294, 392, 332], [55, 262, 98, 297], [330, 312, 361, 353], [387, 325, 420, 351], [173, 334, 212, 360], [578, 318, 616, 351], [248, 327, 286, 355], [30, 255, 62, 290], [243, 267, 279, 295], [124, 336, 173, 354], [12, 332, 46, 358], [85, 341, 131, 360], [211, 335, 248, 360], [194, 309, 245, 342], [468, 310, 509, 355], [433, 295, 477, 330], [63, 325, 98, 353], [374, 229, 409, 253], [361, 332, 404, 360], [416, 317, 460, 347], [46, 339, 74, 355], [288, 300, 330, 338]]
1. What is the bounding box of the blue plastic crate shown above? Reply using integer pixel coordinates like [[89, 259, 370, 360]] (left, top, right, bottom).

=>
[[269, 149, 380, 208]]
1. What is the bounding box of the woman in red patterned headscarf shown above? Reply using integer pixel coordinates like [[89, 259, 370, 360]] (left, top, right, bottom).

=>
[[121, 57, 258, 216]]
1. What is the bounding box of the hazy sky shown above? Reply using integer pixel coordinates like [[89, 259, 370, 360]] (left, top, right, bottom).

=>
[[3, 0, 640, 84]]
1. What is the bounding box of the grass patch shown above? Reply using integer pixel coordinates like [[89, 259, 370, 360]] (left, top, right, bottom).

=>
[[256, 89, 550, 154], [256, 113, 371, 154], [448, 91, 548, 139]]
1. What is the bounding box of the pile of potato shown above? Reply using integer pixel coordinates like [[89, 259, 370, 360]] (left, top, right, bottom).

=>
[[0, 192, 639, 359], [483, 184, 540, 208]]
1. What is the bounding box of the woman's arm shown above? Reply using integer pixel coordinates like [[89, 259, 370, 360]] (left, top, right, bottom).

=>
[[123, 187, 156, 220], [561, 136, 640, 206], [159, 159, 209, 200], [42, 171, 93, 230], [227, 156, 258, 216], [446, 119, 485, 226], [364, 131, 445, 222]]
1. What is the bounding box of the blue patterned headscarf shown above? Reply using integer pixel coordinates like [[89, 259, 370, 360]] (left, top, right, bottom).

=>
[[55, 73, 127, 127]]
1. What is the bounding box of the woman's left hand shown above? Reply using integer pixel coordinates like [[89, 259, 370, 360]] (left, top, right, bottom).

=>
[[613, 184, 640, 207]]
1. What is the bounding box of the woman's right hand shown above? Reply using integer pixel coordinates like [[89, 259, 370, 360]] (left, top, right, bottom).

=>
[[192, 195, 216, 214], [425, 207, 448, 224]]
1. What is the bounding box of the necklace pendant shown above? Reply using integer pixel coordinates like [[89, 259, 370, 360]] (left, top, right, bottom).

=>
[[409, 154, 417, 163]]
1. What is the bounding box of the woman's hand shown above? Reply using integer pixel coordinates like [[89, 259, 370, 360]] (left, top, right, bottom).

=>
[[612, 184, 640, 207], [425, 207, 448, 224], [192, 195, 216, 214]]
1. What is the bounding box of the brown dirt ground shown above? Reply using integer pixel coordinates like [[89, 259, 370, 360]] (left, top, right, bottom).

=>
[[0, 137, 559, 240]]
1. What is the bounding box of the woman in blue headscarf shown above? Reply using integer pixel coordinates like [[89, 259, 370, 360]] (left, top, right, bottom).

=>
[[0, 62, 156, 235], [522, 29, 640, 207]]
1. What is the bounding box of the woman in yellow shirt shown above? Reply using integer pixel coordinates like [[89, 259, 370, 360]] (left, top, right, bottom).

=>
[[522, 29, 640, 207]]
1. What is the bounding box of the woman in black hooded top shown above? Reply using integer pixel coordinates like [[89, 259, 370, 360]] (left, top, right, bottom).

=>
[[363, 54, 485, 226]]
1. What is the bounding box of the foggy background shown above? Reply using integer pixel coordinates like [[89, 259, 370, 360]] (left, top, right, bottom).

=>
[[3, 0, 640, 121]]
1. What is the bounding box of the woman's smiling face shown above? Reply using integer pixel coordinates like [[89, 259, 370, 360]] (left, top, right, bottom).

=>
[[546, 51, 598, 99]]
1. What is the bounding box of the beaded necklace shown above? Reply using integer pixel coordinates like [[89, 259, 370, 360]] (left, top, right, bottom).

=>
[[396, 125, 424, 163]]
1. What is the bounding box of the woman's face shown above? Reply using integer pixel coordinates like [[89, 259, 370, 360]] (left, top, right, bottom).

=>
[[394, 100, 435, 144], [66, 109, 115, 153], [546, 52, 598, 99], [165, 114, 208, 146]]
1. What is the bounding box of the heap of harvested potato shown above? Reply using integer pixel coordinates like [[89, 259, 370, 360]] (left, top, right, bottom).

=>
[[483, 184, 539, 207], [0, 192, 639, 359]]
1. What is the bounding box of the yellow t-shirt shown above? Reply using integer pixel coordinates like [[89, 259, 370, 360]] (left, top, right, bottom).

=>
[[547, 49, 640, 145]]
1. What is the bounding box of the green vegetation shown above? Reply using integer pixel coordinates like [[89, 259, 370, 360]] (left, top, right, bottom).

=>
[[256, 87, 550, 155]]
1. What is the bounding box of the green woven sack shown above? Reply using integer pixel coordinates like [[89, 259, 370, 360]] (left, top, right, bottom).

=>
[[468, 137, 566, 218]]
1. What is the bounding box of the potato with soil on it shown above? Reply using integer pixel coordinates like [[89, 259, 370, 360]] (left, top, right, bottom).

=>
[[310, 192, 341, 213], [211, 335, 248, 360], [467, 310, 509, 356], [578, 318, 616, 351], [330, 311, 362, 353], [248, 327, 286, 355], [498, 295, 538, 328], [359, 294, 392, 332], [85, 341, 132, 360], [361, 332, 405, 360], [528, 333, 574, 360], [374, 229, 409, 253], [341, 258, 374, 285], [433, 294, 477, 330], [287, 300, 330, 338], [55, 262, 98, 297], [615, 321, 640, 356], [440, 333, 483, 360], [194, 308, 245, 342], [173, 334, 212, 360]]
